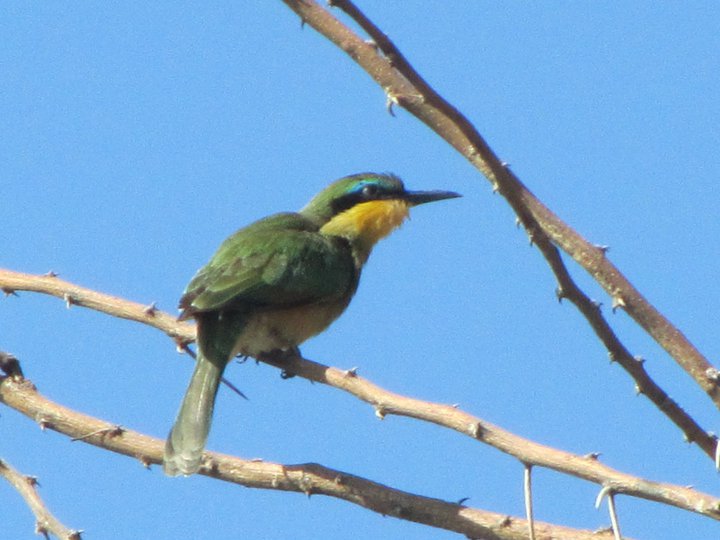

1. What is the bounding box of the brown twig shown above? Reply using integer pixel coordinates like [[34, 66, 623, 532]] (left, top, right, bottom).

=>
[[258, 353, 720, 521], [533, 230, 716, 456], [523, 464, 536, 540], [0, 374, 615, 540], [280, 0, 720, 456], [596, 487, 623, 540], [0, 268, 195, 345], [0, 457, 82, 540], [2, 270, 719, 522]]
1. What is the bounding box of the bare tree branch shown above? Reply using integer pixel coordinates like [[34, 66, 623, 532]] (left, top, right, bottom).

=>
[[2, 269, 720, 523], [279, 0, 720, 456], [0, 371, 617, 540], [0, 268, 194, 344], [0, 456, 82, 540], [5, 5, 717, 538]]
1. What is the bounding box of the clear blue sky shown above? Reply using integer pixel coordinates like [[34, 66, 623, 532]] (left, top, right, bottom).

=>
[[3, 3, 720, 539]]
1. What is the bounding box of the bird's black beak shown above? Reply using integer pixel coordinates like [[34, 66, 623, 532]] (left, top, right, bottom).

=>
[[404, 189, 462, 206]]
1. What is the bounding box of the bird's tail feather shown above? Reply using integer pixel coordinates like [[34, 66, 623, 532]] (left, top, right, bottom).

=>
[[163, 352, 223, 476]]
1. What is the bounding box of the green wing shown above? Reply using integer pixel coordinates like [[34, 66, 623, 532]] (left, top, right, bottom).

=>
[[179, 212, 357, 317]]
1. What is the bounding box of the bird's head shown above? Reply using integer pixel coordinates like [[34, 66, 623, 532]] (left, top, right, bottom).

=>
[[301, 173, 460, 261]]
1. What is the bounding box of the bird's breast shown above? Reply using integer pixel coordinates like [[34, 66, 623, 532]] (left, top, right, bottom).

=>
[[231, 299, 350, 358]]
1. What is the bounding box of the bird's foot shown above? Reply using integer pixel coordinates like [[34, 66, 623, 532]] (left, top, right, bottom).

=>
[[256, 347, 301, 379]]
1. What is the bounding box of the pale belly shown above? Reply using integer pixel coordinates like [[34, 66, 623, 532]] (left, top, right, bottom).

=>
[[231, 300, 348, 358]]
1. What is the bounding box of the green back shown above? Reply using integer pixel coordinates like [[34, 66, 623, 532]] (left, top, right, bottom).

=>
[[180, 212, 359, 318]]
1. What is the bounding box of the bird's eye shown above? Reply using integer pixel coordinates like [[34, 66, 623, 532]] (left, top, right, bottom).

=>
[[361, 184, 379, 198]]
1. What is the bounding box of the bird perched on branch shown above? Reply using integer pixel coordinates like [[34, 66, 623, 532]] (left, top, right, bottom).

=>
[[163, 172, 460, 476]]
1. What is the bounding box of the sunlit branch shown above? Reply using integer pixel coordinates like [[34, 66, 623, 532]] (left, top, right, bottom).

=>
[[0, 371, 615, 540], [2, 269, 719, 522], [0, 457, 81, 540]]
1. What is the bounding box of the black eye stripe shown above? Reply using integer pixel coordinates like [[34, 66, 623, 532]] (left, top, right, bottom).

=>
[[330, 185, 401, 215]]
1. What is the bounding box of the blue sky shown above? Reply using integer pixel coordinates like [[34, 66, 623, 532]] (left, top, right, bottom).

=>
[[3, 3, 720, 539]]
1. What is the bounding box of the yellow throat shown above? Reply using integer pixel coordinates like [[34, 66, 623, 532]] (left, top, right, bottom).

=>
[[320, 199, 410, 261]]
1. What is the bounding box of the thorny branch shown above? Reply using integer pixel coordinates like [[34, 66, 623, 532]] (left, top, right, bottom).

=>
[[0, 457, 81, 540], [4, 4, 720, 537], [2, 269, 720, 524], [0, 369, 615, 540], [281, 0, 720, 460]]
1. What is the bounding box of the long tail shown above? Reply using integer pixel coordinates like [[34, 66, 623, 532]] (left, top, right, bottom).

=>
[[163, 351, 224, 476]]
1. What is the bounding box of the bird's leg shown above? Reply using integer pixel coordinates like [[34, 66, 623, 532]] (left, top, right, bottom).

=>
[[256, 346, 302, 379]]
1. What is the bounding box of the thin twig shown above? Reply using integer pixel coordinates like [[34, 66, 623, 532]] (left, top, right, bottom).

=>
[[179, 343, 248, 400], [596, 486, 623, 540], [0, 268, 194, 343], [0, 458, 82, 540], [541, 241, 716, 456], [524, 464, 536, 540], [2, 271, 720, 521], [607, 492, 623, 540], [0, 374, 615, 540]]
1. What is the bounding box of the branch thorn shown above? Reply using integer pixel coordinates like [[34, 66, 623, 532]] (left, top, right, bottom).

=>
[[363, 38, 379, 51], [297, 474, 313, 498], [34, 522, 50, 540], [71, 425, 124, 442], [221, 376, 249, 400], [385, 91, 398, 116], [594, 244, 610, 255], [143, 302, 158, 317], [705, 367, 720, 384], [344, 366, 359, 377], [63, 293, 76, 309], [25, 475, 40, 487], [0, 351, 24, 378], [175, 339, 193, 354], [594, 485, 612, 509]]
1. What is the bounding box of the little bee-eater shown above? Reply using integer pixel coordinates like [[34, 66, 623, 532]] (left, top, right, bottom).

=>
[[163, 173, 460, 476]]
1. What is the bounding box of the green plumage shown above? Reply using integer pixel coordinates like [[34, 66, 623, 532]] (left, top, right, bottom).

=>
[[180, 213, 357, 314], [163, 173, 459, 476]]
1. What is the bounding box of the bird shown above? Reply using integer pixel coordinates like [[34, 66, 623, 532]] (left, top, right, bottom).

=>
[[163, 172, 460, 476]]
